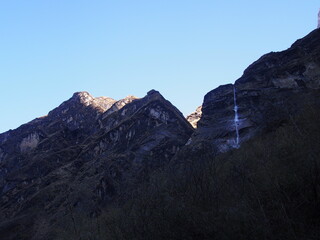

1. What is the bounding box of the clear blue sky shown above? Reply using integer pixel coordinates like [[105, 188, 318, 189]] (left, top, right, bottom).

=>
[[0, 1, 319, 133]]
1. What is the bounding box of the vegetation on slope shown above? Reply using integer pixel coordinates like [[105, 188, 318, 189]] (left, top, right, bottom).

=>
[[56, 104, 320, 240]]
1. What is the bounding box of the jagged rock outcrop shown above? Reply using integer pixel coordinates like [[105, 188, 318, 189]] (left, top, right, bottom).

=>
[[186, 106, 202, 128], [191, 28, 320, 152], [0, 90, 193, 239], [101, 95, 139, 120]]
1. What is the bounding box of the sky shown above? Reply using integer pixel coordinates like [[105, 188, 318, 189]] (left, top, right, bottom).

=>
[[0, 0, 319, 133]]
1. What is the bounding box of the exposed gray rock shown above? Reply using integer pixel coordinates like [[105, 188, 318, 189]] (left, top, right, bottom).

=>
[[187, 106, 202, 128], [102, 95, 138, 120], [19, 132, 40, 153]]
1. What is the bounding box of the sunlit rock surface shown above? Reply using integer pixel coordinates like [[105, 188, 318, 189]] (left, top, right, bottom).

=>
[[186, 106, 202, 128]]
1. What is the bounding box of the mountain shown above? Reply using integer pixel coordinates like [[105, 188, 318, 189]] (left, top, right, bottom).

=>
[[1, 28, 320, 239], [0, 90, 193, 239], [190, 28, 320, 153]]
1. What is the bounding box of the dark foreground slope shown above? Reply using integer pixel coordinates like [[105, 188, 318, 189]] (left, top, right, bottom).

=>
[[0, 90, 193, 239], [99, 102, 320, 240]]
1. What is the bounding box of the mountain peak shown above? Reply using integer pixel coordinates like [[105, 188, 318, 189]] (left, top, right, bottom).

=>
[[71, 91, 94, 106], [147, 89, 161, 96], [69, 91, 116, 112], [123, 95, 139, 102], [146, 89, 165, 102]]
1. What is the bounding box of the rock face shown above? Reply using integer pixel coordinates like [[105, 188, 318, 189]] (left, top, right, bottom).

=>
[[191, 28, 320, 152], [186, 106, 202, 128], [101, 95, 139, 120], [1, 28, 320, 240], [0, 90, 193, 239]]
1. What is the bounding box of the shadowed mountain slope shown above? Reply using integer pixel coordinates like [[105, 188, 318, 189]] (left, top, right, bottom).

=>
[[0, 90, 193, 239]]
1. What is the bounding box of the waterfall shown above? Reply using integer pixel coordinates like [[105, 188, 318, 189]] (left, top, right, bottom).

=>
[[233, 85, 240, 148]]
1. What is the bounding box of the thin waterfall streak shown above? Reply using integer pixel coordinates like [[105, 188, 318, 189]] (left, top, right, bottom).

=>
[[233, 85, 240, 148]]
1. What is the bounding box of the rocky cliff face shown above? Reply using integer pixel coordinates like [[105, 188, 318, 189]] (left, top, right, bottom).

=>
[[0, 90, 193, 239], [189, 28, 320, 153], [186, 106, 202, 128]]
